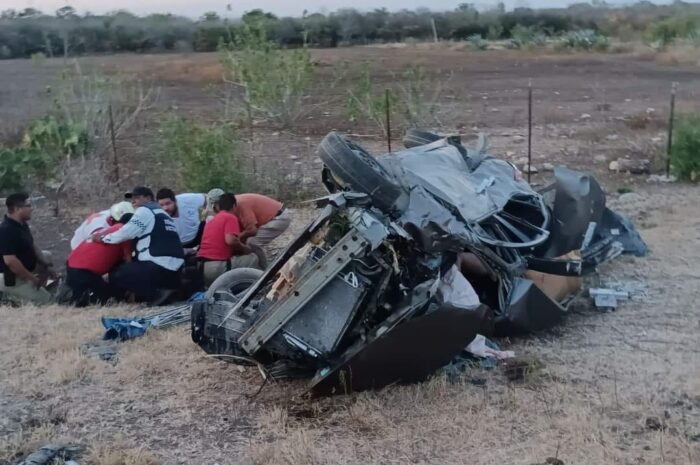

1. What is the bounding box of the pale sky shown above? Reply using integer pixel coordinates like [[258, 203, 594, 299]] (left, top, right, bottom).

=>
[[0, 0, 678, 18]]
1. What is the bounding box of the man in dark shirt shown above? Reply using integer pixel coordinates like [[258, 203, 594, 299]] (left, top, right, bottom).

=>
[[0, 193, 55, 304]]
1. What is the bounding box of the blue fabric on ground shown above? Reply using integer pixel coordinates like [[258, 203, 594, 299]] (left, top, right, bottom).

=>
[[102, 317, 151, 341], [187, 292, 207, 303]]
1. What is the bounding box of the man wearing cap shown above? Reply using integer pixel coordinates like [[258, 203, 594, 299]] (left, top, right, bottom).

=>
[[0, 193, 56, 304], [65, 213, 134, 306], [92, 187, 184, 304], [206, 190, 291, 249], [70, 201, 134, 250], [155, 188, 207, 248]]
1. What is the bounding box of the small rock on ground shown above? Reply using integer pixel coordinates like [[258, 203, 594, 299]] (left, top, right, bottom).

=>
[[619, 192, 644, 203], [543, 163, 555, 172]]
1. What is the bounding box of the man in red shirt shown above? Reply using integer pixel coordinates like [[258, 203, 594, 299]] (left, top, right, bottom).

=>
[[197, 193, 259, 287], [66, 214, 133, 306]]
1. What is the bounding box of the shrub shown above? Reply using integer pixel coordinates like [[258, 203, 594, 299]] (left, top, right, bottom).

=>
[[220, 21, 313, 129], [0, 147, 53, 192], [398, 65, 442, 128], [559, 29, 609, 51], [468, 33, 488, 50], [509, 25, 546, 49], [646, 16, 699, 48], [345, 63, 398, 136], [671, 115, 700, 181], [160, 117, 246, 192]]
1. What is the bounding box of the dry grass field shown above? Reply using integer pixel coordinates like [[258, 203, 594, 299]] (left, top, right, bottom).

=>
[[1, 184, 699, 465], [1, 44, 700, 464]]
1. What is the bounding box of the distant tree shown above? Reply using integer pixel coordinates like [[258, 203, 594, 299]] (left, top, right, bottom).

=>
[[200, 11, 220, 22], [18, 8, 43, 18], [1, 9, 18, 19], [56, 5, 77, 18]]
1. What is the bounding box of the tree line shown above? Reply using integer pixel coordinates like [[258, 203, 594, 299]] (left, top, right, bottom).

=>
[[1, 2, 700, 59]]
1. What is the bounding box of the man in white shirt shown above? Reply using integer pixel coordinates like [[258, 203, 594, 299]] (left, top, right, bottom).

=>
[[70, 201, 134, 249], [92, 187, 184, 304], [155, 188, 206, 248]]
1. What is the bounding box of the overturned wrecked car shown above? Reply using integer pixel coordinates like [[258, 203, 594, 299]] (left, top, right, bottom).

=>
[[191, 130, 646, 396]]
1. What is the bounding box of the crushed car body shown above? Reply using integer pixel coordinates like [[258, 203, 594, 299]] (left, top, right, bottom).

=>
[[191, 129, 647, 396]]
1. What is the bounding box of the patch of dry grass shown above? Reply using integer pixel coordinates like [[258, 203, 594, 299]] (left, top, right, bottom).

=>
[[86, 438, 161, 465]]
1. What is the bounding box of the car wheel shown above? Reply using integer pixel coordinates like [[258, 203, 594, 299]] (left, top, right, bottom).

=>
[[319, 131, 406, 215], [206, 267, 263, 299]]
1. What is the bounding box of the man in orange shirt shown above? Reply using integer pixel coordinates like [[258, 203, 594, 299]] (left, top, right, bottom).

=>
[[207, 191, 291, 249]]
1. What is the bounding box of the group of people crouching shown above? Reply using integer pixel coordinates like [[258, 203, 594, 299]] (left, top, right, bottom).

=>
[[0, 186, 291, 306]]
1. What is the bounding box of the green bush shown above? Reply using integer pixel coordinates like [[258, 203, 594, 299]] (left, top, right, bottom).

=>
[[468, 34, 488, 50], [0, 147, 53, 192], [671, 115, 700, 182], [509, 25, 546, 49], [160, 117, 246, 192], [646, 16, 699, 48], [0, 115, 86, 193], [220, 21, 313, 128], [345, 63, 398, 136], [559, 30, 609, 51]]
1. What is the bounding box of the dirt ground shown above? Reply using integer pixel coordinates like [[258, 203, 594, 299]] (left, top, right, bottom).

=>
[[1, 46, 699, 464]]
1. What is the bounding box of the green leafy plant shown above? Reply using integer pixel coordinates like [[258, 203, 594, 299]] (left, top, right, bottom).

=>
[[0, 147, 53, 192], [509, 25, 547, 49], [468, 33, 488, 50], [160, 117, 246, 192], [398, 65, 442, 128], [559, 30, 609, 51], [646, 16, 699, 48], [220, 21, 313, 128], [345, 63, 397, 136], [671, 115, 700, 181]]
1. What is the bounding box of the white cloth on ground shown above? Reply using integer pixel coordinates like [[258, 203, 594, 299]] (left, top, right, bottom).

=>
[[465, 334, 515, 360]]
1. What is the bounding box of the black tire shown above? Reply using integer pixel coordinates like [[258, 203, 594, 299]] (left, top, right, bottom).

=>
[[403, 129, 442, 148], [247, 243, 268, 270], [206, 267, 263, 299], [319, 132, 405, 214]]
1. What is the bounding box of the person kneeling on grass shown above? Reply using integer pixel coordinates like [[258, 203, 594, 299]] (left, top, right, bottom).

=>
[[66, 213, 134, 307], [206, 190, 291, 250], [197, 193, 259, 288], [92, 187, 184, 304], [70, 201, 134, 250], [0, 193, 56, 305]]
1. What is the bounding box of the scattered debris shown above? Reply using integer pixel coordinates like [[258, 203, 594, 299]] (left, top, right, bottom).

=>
[[647, 174, 677, 183], [609, 158, 650, 174], [606, 134, 619, 141], [16, 444, 81, 465], [589, 288, 629, 311], [645, 416, 665, 431], [465, 334, 515, 360], [580, 113, 592, 120], [522, 163, 538, 174], [589, 281, 648, 311]]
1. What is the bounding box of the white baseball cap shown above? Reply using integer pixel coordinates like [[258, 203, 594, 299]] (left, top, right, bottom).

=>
[[110, 201, 135, 221]]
